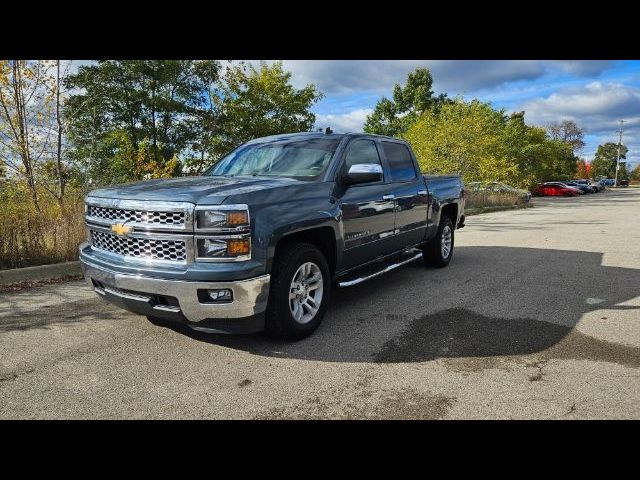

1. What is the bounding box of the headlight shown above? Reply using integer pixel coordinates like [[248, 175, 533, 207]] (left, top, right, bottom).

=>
[[195, 204, 250, 232], [196, 237, 251, 261]]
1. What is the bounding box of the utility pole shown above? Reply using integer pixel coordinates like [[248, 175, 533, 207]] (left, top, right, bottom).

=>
[[614, 119, 624, 186]]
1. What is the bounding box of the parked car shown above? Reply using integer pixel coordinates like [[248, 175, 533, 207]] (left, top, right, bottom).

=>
[[532, 182, 581, 197], [573, 179, 602, 192], [598, 178, 616, 186], [79, 132, 465, 340], [468, 181, 531, 202], [617, 179, 629, 187], [561, 181, 594, 194]]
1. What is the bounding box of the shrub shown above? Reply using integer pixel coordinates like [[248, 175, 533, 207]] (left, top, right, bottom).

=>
[[465, 190, 526, 210], [0, 185, 87, 269]]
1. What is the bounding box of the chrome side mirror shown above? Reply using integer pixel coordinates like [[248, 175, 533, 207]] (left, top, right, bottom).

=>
[[344, 163, 383, 185]]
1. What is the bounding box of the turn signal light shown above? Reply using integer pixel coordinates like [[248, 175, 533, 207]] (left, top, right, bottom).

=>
[[228, 239, 250, 256]]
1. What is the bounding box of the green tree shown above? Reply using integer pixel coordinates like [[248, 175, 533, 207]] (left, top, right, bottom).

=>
[[66, 60, 322, 180], [65, 60, 222, 183], [591, 142, 628, 178], [630, 164, 640, 181], [364, 67, 449, 137], [213, 61, 322, 156]]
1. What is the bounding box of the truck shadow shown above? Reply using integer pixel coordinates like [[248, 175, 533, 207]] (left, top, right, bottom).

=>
[[150, 246, 640, 366]]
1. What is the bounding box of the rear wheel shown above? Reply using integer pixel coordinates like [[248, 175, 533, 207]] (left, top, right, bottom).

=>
[[423, 216, 454, 268], [265, 242, 330, 340]]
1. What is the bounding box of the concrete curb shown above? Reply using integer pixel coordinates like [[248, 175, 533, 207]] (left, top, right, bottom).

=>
[[0, 261, 81, 285]]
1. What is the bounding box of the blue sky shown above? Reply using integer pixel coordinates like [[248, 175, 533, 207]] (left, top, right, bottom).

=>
[[261, 60, 640, 169]]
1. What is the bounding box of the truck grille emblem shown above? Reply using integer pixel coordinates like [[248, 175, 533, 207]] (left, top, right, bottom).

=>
[[111, 223, 133, 236]]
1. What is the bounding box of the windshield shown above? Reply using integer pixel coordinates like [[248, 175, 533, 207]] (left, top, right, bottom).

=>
[[207, 137, 342, 180]]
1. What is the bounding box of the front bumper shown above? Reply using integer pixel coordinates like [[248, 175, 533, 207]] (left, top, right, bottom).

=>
[[80, 246, 270, 333]]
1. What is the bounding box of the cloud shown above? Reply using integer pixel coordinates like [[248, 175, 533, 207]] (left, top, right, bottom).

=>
[[314, 108, 373, 133], [519, 82, 640, 165], [552, 60, 615, 76], [254, 60, 618, 97]]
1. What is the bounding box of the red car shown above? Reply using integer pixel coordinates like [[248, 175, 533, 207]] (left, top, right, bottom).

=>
[[532, 182, 581, 197]]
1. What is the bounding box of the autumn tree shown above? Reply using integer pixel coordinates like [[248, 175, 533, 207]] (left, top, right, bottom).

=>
[[405, 100, 520, 185], [575, 159, 592, 179], [364, 67, 449, 137], [405, 100, 578, 189], [0, 60, 58, 209]]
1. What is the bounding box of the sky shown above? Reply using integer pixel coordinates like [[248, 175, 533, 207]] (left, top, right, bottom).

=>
[[254, 60, 640, 169]]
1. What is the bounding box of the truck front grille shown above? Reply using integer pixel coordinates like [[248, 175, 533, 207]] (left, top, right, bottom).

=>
[[90, 230, 187, 262], [87, 205, 185, 226]]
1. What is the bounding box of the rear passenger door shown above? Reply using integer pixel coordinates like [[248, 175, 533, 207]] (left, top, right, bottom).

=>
[[379, 140, 429, 250]]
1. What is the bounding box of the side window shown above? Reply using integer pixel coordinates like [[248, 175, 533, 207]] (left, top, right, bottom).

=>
[[381, 141, 417, 182], [343, 139, 383, 172]]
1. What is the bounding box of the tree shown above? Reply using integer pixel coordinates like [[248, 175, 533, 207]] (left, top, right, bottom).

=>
[[405, 99, 520, 185], [65, 60, 322, 180], [214, 61, 322, 156], [631, 164, 640, 181], [575, 159, 592, 179], [591, 142, 628, 178], [364, 67, 449, 137], [65, 60, 223, 183], [548, 120, 585, 153], [0, 60, 57, 209]]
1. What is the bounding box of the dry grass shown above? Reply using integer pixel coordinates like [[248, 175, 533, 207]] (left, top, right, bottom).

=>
[[0, 189, 86, 270], [465, 190, 526, 210]]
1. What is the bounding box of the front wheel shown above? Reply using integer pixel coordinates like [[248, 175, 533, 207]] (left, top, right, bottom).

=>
[[423, 216, 454, 268], [265, 242, 330, 340]]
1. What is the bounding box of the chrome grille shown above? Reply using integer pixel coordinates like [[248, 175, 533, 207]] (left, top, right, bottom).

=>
[[90, 230, 187, 262], [87, 205, 185, 226]]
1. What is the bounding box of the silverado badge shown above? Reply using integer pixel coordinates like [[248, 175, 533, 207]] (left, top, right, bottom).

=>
[[111, 223, 133, 236]]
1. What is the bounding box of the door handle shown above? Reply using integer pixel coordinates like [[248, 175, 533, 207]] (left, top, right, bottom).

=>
[[417, 189, 427, 196], [382, 194, 395, 200]]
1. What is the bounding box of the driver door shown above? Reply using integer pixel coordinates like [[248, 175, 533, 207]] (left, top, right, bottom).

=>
[[338, 139, 397, 269]]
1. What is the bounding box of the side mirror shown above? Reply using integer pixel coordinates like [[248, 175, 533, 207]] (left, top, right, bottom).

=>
[[344, 164, 383, 185]]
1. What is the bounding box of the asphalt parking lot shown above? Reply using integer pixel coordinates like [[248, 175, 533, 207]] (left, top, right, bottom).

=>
[[1, 188, 639, 419]]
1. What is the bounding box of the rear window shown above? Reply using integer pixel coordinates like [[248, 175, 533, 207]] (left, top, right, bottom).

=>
[[381, 142, 416, 182]]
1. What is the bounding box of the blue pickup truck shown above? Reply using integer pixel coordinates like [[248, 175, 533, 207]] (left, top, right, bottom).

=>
[[80, 132, 465, 339]]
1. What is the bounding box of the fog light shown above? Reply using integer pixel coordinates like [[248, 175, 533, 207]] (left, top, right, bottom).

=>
[[208, 288, 233, 302]]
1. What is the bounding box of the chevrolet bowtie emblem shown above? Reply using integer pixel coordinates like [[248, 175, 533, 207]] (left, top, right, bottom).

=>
[[111, 223, 133, 236]]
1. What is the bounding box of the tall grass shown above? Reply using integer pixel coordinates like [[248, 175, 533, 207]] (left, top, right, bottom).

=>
[[0, 186, 87, 269], [465, 190, 527, 209]]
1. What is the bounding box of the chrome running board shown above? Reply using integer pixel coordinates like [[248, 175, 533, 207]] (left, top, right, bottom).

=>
[[337, 251, 423, 287]]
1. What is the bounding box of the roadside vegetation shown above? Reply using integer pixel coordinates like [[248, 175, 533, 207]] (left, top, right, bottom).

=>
[[0, 61, 632, 268], [465, 190, 528, 211]]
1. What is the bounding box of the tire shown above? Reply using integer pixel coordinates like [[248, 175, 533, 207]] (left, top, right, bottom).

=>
[[423, 215, 454, 268], [265, 242, 331, 340]]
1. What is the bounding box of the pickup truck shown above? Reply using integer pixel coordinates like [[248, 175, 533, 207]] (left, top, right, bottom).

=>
[[80, 132, 465, 339]]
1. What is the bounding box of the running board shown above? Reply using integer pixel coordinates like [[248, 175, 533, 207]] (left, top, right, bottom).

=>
[[337, 250, 423, 287]]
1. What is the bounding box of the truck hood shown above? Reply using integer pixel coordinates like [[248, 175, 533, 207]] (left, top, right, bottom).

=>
[[88, 175, 307, 205]]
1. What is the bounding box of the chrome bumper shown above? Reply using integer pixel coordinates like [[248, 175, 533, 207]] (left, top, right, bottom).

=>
[[80, 255, 270, 322]]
